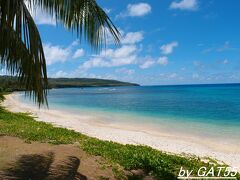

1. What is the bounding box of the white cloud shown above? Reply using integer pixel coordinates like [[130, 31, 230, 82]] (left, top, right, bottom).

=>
[[158, 73, 181, 81], [80, 45, 138, 69], [202, 41, 239, 54], [107, 30, 143, 45], [71, 40, 80, 47], [118, 3, 151, 18], [115, 68, 135, 75], [80, 57, 109, 69], [25, 1, 56, 25], [43, 44, 71, 65], [157, 57, 169, 66], [169, 73, 177, 78], [33, 11, 56, 25], [50, 70, 108, 79], [73, 49, 85, 59], [43, 40, 86, 65], [229, 74, 240, 80], [140, 60, 155, 69], [217, 41, 232, 52], [127, 3, 151, 17], [103, 27, 124, 45], [140, 56, 169, 69], [170, 0, 198, 11], [160, 42, 178, 55], [103, 8, 112, 14], [192, 73, 200, 79], [51, 70, 69, 78], [223, 59, 229, 64], [122, 32, 144, 44]]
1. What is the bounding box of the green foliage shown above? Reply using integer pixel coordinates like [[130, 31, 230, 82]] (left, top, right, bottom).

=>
[[48, 78, 139, 88], [0, 0, 48, 105], [0, 76, 139, 93], [0, 107, 239, 179], [0, 76, 25, 92], [0, 94, 4, 102]]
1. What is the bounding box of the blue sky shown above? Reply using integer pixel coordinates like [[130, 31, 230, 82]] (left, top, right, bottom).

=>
[[7, 0, 240, 85]]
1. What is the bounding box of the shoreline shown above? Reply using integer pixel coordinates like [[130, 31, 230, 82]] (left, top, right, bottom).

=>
[[2, 93, 240, 170]]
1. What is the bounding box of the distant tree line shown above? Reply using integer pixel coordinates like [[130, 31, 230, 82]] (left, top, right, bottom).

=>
[[0, 76, 139, 93]]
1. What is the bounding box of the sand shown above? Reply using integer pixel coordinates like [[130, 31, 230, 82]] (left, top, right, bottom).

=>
[[0, 136, 116, 180], [2, 93, 240, 171]]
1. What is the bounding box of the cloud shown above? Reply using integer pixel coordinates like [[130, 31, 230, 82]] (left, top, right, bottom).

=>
[[202, 41, 239, 54], [43, 44, 71, 65], [192, 73, 200, 79], [50, 70, 109, 79], [217, 41, 233, 52], [103, 27, 124, 45], [223, 59, 229, 64], [158, 73, 182, 81], [122, 32, 144, 44], [107, 30, 144, 45], [157, 57, 169, 66], [140, 60, 155, 69], [71, 40, 80, 47], [25, 1, 56, 25], [140, 56, 169, 69], [160, 42, 178, 55], [170, 0, 198, 11], [51, 70, 69, 78], [115, 68, 135, 75], [103, 8, 112, 14], [169, 73, 177, 78], [229, 74, 240, 80], [193, 60, 205, 70], [127, 3, 151, 16], [33, 11, 56, 25], [118, 3, 151, 18], [73, 49, 85, 59], [43, 40, 86, 65], [79, 45, 138, 69]]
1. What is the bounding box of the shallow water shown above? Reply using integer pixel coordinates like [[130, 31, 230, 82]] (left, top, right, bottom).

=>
[[20, 84, 240, 142]]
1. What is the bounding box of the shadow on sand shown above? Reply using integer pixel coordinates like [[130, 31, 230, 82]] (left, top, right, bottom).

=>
[[0, 152, 87, 180]]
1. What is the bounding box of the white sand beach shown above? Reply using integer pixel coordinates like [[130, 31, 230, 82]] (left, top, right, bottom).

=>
[[2, 93, 240, 171]]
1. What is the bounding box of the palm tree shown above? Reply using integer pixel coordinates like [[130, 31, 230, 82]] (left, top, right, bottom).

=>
[[0, 0, 120, 106]]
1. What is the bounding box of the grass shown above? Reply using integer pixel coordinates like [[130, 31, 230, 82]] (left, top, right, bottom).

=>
[[0, 96, 239, 179]]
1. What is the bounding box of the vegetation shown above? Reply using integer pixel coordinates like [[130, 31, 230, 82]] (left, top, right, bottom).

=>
[[0, 94, 4, 101], [0, 0, 120, 105], [48, 78, 139, 88], [0, 76, 139, 92], [0, 98, 239, 179]]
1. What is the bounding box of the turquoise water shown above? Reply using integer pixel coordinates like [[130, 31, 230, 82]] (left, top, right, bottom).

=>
[[20, 84, 240, 140]]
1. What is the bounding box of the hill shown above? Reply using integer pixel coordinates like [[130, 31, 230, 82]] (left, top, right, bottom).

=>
[[0, 76, 139, 92], [48, 78, 139, 88]]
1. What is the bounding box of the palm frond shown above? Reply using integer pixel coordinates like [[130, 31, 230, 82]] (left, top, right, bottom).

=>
[[0, 0, 48, 106], [30, 0, 121, 50], [0, 0, 120, 106]]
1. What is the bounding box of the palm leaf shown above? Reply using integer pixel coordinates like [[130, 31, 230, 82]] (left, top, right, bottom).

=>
[[0, 0, 48, 105], [30, 0, 121, 50], [0, 0, 121, 106]]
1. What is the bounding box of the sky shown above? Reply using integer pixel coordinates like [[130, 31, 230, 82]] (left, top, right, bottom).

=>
[[3, 0, 240, 85]]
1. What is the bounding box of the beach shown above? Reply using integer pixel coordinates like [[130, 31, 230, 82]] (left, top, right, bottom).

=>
[[2, 93, 240, 171]]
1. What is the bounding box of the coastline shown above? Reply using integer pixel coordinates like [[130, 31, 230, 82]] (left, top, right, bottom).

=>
[[2, 93, 240, 171]]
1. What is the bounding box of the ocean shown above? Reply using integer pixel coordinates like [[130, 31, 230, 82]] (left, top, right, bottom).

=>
[[20, 84, 240, 142]]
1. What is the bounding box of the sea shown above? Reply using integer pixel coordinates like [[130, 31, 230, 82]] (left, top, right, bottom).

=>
[[20, 84, 240, 142]]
